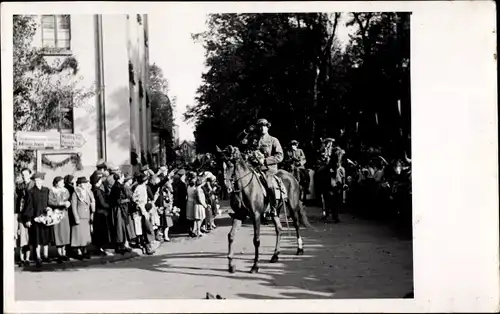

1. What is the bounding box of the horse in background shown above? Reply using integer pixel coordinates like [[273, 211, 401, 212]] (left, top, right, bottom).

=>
[[216, 145, 311, 274], [314, 138, 347, 222]]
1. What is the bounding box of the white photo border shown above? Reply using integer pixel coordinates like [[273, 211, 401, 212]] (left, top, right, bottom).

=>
[[2, 1, 498, 313]]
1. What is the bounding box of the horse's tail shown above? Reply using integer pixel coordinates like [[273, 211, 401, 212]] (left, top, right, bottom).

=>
[[297, 204, 313, 229]]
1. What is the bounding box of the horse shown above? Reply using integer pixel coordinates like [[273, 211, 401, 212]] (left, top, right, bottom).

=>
[[314, 138, 346, 221], [216, 145, 311, 274], [280, 158, 311, 204]]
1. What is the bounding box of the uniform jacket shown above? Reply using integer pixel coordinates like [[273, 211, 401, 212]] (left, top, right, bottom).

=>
[[71, 186, 95, 223], [285, 148, 307, 168], [257, 134, 284, 174]]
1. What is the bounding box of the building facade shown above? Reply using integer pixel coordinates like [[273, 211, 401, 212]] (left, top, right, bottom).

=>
[[30, 14, 152, 180]]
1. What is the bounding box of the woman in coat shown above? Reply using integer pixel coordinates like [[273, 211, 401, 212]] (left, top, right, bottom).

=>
[[133, 173, 155, 254], [109, 173, 133, 254], [48, 176, 71, 262], [70, 177, 95, 260], [23, 173, 53, 267], [91, 173, 112, 255]]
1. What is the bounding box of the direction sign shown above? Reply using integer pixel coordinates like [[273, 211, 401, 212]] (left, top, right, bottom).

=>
[[60, 133, 87, 148], [16, 131, 61, 150]]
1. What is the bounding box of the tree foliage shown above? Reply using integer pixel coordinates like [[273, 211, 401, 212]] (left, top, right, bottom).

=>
[[186, 13, 410, 164], [149, 63, 175, 150]]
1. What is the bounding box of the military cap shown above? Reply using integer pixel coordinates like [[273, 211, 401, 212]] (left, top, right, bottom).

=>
[[256, 118, 271, 127]]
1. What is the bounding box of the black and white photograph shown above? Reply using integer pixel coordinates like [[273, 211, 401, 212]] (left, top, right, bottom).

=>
[[2, 1, 498, 313]]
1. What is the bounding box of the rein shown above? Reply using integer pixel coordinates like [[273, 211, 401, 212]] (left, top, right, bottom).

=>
[[229, 159, 258, 193]]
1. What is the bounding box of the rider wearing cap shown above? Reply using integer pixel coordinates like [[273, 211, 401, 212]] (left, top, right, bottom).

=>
[[254, 118, 285, 216], [285, 140, 309, 193]]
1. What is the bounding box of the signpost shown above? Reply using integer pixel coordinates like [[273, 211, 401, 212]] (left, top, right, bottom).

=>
[[16, 131, 61, 150], [60, 133, 86, 148], [16, 131, 87, 149]]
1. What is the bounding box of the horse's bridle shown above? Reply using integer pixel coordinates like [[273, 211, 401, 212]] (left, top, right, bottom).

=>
[[225, 158, 258, 194]]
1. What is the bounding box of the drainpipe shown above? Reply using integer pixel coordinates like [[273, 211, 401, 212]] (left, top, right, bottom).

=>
[[95, 15, 107, 160]]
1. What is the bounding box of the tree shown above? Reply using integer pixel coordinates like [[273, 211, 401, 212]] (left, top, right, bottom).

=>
[[13, 15, 96, 173], [187, 13, 411, 162], [148, 63, 176, 157]]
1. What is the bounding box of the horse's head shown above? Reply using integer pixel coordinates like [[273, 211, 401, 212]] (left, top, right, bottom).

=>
[[318, 138, 334, 158], [216, 145, 245, 193]]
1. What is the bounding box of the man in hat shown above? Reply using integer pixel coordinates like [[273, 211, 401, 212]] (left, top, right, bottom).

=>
[[284, 140, 309, 194], [90, 159, 108, 188], [253, 118, 286, 218]]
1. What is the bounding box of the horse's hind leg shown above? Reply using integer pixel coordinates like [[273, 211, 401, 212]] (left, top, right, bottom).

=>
[[270, 211, 283, 263], [227, 218, 242, 273], [291, 204, 304, 255], [250, 214, 261, 273]]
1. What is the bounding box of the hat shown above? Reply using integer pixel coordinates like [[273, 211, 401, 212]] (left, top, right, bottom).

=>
[[32, 172, 45, 180], [109, 165, 121, 173], [64, 174, 74, 185], [90, 172, 104, 185], [256, 118, 271, 127], [157, 166, 168, 173], [52, 176, 64, 186], [76, 176, 89, 185], [177, 169, 186, 176], [291, 140, 298, 145], [124, 174, 134, 183], [137, 173, 148, 183], [140, 164, 150, 172], [96, 159, 107, 169]]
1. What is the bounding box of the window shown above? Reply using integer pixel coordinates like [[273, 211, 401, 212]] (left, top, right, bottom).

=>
[[59, 107, 74, 133], [41, 15, 71, 51]]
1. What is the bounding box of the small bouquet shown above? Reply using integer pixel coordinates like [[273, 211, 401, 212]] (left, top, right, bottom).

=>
[[34, 207, 65, 226], [171, 206, 181, 217], [248, 150, 265, 166]]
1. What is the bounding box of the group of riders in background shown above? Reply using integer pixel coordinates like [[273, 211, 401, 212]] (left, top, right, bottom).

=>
[[182, 118, 412, 228]]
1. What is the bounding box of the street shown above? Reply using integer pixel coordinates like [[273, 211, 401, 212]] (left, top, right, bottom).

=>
[[15, 203, 413, 300]]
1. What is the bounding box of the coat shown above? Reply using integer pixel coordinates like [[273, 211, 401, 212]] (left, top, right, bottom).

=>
[[24, 186, 54, 246], [110, 181, 132, 243], [285, 148, 307, 168], [70, 186, 95, 247], [257, 134, 284, 174], [92, 185, 112, 247]]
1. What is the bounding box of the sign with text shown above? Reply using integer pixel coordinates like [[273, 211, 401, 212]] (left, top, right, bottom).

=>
[[16, 131, 61, 150], [60, 133, 86, 148]]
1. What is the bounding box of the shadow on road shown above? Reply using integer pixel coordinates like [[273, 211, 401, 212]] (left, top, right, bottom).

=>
[[17, 204, 413, 299]]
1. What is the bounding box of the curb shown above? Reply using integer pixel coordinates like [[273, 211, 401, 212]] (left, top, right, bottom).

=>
[[15, 249, 144, 272]]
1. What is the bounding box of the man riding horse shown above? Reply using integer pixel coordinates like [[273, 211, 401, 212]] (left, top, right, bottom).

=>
[[284, 140, 310, 197], [250, 118, 287, 218]]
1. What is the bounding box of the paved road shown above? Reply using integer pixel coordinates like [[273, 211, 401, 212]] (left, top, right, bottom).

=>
[[15, 204, 413, 300]]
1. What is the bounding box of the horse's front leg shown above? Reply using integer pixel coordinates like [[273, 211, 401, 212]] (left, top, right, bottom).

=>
[[227, 218, 242, 273], [250, 213, 261, 273]]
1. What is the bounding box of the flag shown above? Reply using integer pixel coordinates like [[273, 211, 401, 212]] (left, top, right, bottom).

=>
[[397, 100, 402, 117], [375, 112, 379, 125]]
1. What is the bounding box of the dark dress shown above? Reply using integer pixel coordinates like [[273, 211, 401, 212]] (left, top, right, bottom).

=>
[[92, 185, 112, 248], [23, 186, 54, 246], [123, 184, 137, 240], [109, 181, 131, 244], [173, 180, 188, 229]]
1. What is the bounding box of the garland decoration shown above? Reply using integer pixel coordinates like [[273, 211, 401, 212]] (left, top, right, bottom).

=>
[[30, 54, 79, 75], [42, 152, 83, 170]]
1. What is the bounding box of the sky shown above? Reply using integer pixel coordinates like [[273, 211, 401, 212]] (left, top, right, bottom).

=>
[[148, 10, 354, 142]]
